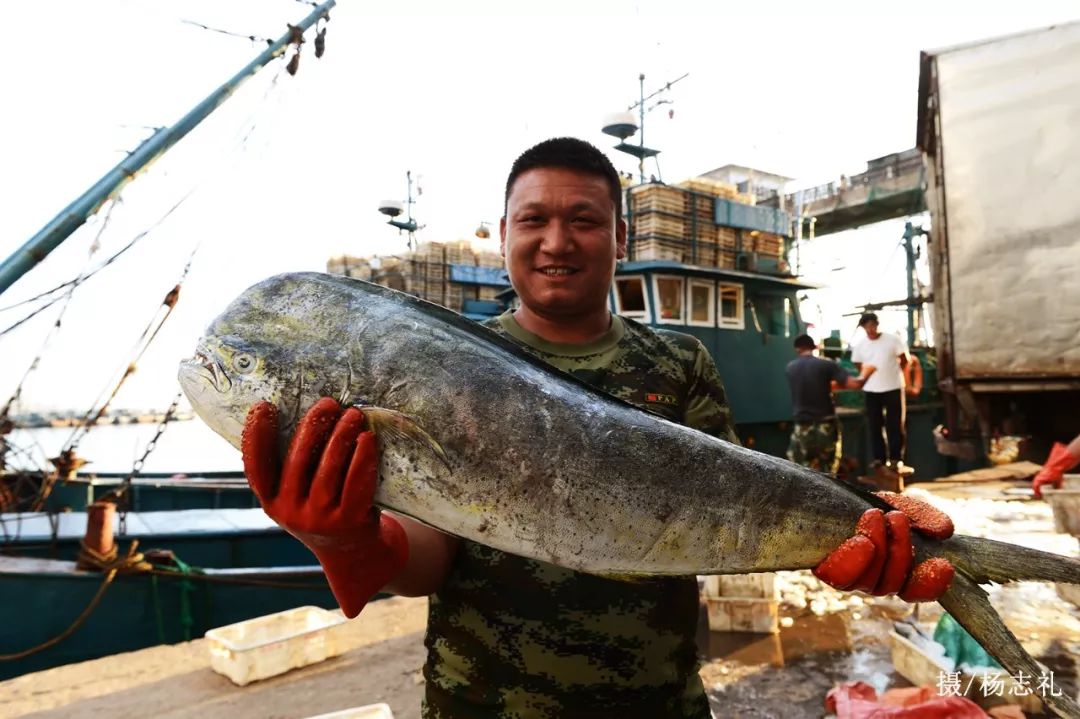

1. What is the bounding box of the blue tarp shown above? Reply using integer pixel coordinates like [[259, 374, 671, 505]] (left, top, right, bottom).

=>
[[715, 199, 792, 237], [449, 264, 510, 286]]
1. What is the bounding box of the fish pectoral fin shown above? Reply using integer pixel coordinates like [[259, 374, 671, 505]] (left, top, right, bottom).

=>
[[360, 406, 451, 472]]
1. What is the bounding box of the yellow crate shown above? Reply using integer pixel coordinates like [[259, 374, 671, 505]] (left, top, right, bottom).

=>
[[205, 606, 347, 686], [705, 597, 779, 634]]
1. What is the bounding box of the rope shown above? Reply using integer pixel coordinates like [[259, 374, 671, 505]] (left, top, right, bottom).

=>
[[0, 541, 150, 662]]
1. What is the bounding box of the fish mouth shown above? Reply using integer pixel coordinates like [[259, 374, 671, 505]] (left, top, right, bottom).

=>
[[181, 343, 232, 393]]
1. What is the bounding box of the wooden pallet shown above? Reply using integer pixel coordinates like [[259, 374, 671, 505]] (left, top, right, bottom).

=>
[[631, 211, 685, 239], [475, 251, 504, 268], [629, 185, 685, 214], [676, 177, 738, 200], [631, 237, 686, 262], [754, 232, 785, 256], [684, 244, 719, 267], [716, 227, 737, 250], [716, 249, 737, 269]]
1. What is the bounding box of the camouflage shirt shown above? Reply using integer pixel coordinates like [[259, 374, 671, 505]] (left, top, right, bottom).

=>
[[422, 310, 738, 719]]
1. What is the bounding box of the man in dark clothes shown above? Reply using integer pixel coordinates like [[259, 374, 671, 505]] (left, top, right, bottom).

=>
[[786, 334, 874, 473]]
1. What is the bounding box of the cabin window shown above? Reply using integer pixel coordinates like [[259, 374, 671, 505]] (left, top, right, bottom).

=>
[[718, 283, 745, 329], [688, 280, 715, 327], [614, 276, 649, 319], [653, 275, 685, 324], [752, 293, 794, 335]]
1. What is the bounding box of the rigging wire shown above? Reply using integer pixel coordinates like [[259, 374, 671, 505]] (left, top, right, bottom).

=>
[[0, 192, 193, 339], [3, 36, 291, 513], [0, 201, 119, 426], [53, 60, 287, 453], [62, 245, 200, 454], [180, 19, 273, 46]]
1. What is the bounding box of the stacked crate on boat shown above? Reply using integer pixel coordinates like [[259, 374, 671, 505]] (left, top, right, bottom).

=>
[[327, 241, 508, 313], [628, 180, 767, 270]]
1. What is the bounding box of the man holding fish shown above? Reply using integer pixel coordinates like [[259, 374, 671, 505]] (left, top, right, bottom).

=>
[[228, 138, 965, 718]]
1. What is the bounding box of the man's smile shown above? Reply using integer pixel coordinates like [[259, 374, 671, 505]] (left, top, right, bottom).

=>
[[536, 266, 580, 277]]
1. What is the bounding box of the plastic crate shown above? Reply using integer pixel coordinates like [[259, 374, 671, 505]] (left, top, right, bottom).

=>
[[205, 606, 347, 686], [1043, 488, 1080, 536], [303, 704, 395, 719]]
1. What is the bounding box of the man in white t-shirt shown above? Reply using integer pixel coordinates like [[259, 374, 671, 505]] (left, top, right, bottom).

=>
[[851, 313, 910, 470]]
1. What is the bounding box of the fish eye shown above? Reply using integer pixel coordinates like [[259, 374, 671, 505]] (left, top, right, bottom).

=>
[[232, 353, 256, 374]]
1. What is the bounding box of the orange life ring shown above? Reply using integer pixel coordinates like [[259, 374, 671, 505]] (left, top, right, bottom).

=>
[[904, 354, 924, 396]]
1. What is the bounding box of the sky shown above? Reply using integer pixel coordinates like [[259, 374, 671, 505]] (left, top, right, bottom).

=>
[[2, 0, 1078, 413]]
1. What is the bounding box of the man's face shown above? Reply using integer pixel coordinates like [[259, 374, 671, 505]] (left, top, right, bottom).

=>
[[863, 320, 880, 337], [500, 167, 626, 320]]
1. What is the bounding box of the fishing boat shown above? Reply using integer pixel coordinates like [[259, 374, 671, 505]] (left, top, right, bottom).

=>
[[0, 2, 339, 679], [342, 159, 957, 488]]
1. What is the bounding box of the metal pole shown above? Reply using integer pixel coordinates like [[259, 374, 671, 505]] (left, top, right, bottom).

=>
[[638, 73, 646, 185], [0, 0, 336, 297], [903, 222, 917, 348]]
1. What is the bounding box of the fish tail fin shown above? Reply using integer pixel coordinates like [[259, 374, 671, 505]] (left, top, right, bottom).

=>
[[938, 572, 1080, 718], [940, 535, 1080, 585]]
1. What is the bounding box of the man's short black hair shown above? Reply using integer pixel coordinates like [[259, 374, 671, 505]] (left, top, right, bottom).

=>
[[793, 334, 816, 351], [858, 312, 879, 327], [504, 137, 622, 219]]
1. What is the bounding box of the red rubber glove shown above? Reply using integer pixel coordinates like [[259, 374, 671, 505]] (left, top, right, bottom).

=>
[[1033, 442, 1080, 499], [242, 397, 409, 618], [814, 491, 956, 602]]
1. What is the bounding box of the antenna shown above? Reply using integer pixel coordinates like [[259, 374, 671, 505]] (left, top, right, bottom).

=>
[[377, 170, 422, 249], [601, 72, 688, 185]]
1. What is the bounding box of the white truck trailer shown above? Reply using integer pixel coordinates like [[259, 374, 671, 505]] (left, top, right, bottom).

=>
[[917, 21, 1080, 459]]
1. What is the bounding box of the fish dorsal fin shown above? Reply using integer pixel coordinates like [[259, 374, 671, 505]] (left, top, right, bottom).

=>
[[311, 272, 674, 425]]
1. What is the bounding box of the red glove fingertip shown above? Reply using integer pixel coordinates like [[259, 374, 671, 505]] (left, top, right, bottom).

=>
[[899, 557, 955, 602], [851, 509, 888, 593], [873, 511, 913, 595], [814, 535, 875, 590], [875, 491, 954, 540], [242, 402, 281, 502]]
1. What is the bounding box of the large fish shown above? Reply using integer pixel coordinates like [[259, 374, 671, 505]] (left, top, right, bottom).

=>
[[179, 272, 1080, 718]]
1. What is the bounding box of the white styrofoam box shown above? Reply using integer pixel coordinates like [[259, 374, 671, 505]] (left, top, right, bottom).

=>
[[1059, 582, 1080, 607], [1064, 474, 1080, 489], [890, 631, 1045, 713], [705, 596, 780, 634], [302, 704, 395, 719], [205, 606, 348, 686], [1043, 488, 1080, 536], [703, 572, 777, 599]]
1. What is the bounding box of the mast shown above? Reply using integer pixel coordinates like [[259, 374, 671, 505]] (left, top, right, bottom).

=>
[[0, 0, 335, 297]]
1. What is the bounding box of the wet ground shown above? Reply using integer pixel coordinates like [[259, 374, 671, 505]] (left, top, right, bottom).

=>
[[699, 576, 912, 718], [698, 482, 1080, 719], [698, 577, 1079, 718]]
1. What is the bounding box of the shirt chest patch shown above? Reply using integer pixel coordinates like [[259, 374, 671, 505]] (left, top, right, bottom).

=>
[[645, 392, 679, 406]]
